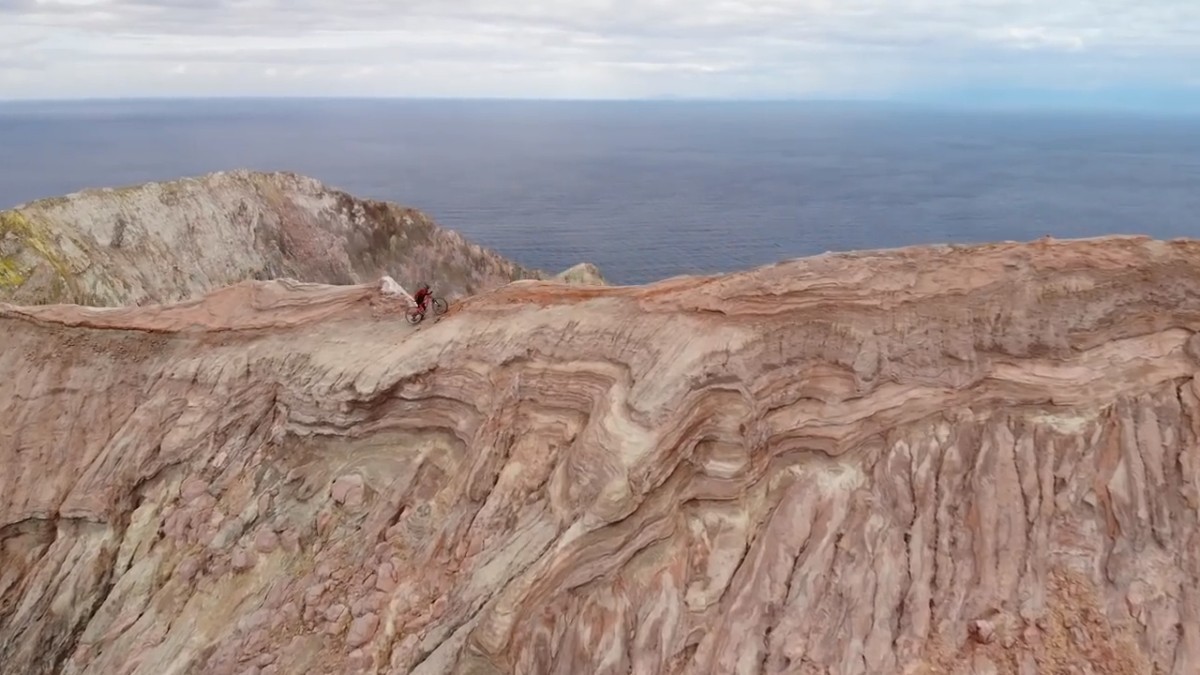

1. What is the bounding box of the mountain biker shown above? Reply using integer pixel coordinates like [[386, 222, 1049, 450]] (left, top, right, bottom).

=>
[[412, 282, 432, 311]]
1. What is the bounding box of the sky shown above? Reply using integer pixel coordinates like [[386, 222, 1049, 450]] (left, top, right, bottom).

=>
[[1, 0, 1199, 104]]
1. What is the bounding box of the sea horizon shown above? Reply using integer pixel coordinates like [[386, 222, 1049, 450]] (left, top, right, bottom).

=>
[[3, 97, 1199, 284], [5, 94, 1200, 115]]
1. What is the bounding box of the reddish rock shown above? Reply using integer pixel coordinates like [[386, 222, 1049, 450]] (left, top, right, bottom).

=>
[[2, 236, 1199, 675], [254, 529, 279, 554], [324, 604, 348, 623], [181, 476, 209, 501], [230, 547, 255, 572], [346, 613, 379, 648], [970, 619, 996, 645], [375, 562, 397, 592], [176, 554, 203, 582], [331, 474, 365, 508], [315, 561, 334, 581], [208, 556, 230, 578], [347, 649, 372, 671], [280, 530, 301, 553]]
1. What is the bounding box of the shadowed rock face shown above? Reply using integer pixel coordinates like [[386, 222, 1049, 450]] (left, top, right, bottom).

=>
[[0, 170, 587, 307], [3, 235, 1200, 675]]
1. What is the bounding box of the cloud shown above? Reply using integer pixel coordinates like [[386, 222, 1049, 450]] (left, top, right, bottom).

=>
[[0, 0, 1198, 99]]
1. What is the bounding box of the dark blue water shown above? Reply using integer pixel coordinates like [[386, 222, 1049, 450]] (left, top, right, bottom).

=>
[[2, 98, 1199, 285]]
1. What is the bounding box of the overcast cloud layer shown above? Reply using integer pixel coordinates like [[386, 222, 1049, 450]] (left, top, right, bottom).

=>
[[1, 0, 1198, 100]]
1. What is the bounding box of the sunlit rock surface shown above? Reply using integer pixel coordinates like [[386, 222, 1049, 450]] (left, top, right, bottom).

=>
[[0, 170, 596, 307], [3, 235, 1200, 674]]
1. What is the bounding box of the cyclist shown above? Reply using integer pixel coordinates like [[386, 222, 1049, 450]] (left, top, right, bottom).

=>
[[412, 282, 432, 311]]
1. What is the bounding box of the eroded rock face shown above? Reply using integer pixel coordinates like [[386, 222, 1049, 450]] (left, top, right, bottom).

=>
[[3, 235, 1200, 675], [0, 170, 595, 307]]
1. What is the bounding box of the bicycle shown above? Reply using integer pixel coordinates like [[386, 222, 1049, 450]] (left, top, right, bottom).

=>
[[405, 296, 448, 324]]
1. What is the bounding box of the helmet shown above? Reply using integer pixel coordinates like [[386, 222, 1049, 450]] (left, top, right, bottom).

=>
[[418, 282, 429, 291]]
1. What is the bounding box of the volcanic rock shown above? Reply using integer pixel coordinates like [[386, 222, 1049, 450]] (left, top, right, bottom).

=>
[[0, 170, 596, 307], [2, 235, 1199, 674]]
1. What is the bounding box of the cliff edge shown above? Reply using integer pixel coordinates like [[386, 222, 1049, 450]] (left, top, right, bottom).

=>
[[3, 235, 1200, 674], [0, 170, 597, 307]]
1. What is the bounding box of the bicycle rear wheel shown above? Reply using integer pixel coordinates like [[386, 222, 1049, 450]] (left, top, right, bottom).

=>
[[405, 308, 424, 324]]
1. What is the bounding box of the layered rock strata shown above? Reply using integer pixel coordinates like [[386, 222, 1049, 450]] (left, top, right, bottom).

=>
[[2, 235, 1199, 674]]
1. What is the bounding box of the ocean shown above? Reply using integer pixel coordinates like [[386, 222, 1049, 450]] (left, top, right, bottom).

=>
[[2, 98, 1198, 285]]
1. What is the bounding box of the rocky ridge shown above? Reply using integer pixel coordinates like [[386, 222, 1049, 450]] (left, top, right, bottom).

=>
[[2, 235, 1200, 674], [0, 170, 601, 307]]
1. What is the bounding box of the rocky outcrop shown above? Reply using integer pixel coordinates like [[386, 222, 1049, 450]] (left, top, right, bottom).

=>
[[0, 170, 599, 307], [552, 262, 607, 286], [3, 235, 1200, 675]]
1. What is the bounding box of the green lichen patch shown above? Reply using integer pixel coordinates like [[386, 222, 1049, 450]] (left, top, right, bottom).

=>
[[0, 210, 77, 300], [0, 256, 25, 288]]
